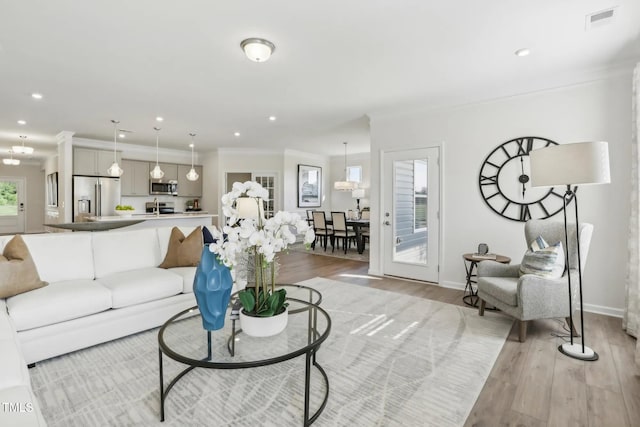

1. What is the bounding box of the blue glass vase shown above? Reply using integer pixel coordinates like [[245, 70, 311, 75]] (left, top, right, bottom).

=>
[[193, 245, 233, 331]]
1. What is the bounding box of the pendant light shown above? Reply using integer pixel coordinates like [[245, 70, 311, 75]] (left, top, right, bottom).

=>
[[107, 120, 123, 177], [186, 133, 199, 181], [334, 142, 357, 191], [150, 127, 165, 179], [2, 150, 20, 166], [12, 135, 34, 155]]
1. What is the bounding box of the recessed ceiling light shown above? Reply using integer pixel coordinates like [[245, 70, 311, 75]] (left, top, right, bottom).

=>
[[269, 116, 277, 121], [119, 133, 126, 138], [31, 93, 43, 99], [17, 120, 26, 125], [515, 48, 530, 57], [234, 132, 241, 137], [156, 116, 164, 122]]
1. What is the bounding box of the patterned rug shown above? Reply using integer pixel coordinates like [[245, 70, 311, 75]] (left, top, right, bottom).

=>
[[288, 241, 369, 262], [29, 278, 512, 426]]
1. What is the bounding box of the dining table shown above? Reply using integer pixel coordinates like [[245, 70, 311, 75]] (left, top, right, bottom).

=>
[[310, 218, 370, 254]]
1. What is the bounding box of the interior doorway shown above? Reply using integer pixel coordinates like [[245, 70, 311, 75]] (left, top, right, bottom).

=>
[[0, 177, 26, 235]]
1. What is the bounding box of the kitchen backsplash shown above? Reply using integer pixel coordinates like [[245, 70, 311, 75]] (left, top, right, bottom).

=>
[[120, 196, 200, 212]]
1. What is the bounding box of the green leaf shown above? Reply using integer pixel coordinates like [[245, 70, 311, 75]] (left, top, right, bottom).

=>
[[258, 308, 275, 317], [238, 290, 255, 312]]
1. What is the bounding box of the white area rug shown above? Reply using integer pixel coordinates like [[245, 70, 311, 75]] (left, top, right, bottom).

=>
[[29, 278, 512, 426]]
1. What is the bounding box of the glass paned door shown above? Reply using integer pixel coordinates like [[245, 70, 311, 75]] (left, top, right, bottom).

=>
[[383, 148, 439, 282], [0, 177, 25, 234]]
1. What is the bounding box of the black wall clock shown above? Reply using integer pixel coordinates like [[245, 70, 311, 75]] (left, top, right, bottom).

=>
[[478, 136, 570, 222]]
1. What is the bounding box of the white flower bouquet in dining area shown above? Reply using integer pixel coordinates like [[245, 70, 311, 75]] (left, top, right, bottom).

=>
[[209, 181, 315, 318]]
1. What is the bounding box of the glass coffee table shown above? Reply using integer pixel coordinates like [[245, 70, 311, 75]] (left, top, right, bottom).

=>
[[158, 285, 331, 426]]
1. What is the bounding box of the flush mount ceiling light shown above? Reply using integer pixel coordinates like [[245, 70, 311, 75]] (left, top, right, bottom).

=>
[[334, 142, 358, 191], [156, 116, 164, 122], [515, 48, 530, 57], [240, 38, 276, 62], [107, 120, 123, 177], [150, 127, 165, 179], [2, 150, 20, 166], [12, 135, 34, 155], [186, 133, 199, 182]]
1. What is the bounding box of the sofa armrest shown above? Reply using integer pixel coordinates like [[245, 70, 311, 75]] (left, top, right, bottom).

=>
[[477, 261, 520, 278], [517, 274, 569, 319]]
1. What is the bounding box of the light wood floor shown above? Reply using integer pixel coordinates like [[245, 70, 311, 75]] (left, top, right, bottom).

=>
[[278, 250, 640, 427]]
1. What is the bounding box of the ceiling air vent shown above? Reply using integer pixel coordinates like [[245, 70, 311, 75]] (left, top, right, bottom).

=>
[[585, 7, 617, 30]]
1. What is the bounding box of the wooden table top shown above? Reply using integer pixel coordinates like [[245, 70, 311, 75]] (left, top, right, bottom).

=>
[[463, 253, 511, 264]]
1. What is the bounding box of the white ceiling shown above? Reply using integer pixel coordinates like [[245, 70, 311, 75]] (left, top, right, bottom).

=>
[[0, 0, 638, 160]]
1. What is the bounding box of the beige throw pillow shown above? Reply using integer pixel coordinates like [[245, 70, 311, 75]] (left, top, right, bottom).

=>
[[0, 235, 48, 298], [159, 227, 203, 268]]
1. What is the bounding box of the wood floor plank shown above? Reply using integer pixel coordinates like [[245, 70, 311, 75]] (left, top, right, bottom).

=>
[[276, 251, 639, 426], [587, 385, 630, 427], [464, 377, 517, 427], [547, 357, 588, 427], [510, 340, 556, 421]]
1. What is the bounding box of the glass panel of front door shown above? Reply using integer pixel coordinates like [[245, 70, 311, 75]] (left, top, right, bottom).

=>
[[0, 181, 18, 216], [393, 159, 428, 265]]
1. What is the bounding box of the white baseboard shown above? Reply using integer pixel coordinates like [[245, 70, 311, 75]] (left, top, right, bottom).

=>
[[582, 303, 624, 318], [438, 281, 623, 318]]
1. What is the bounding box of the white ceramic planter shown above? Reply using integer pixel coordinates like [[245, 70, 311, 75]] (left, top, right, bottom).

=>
[[239, 307, 288, 337]]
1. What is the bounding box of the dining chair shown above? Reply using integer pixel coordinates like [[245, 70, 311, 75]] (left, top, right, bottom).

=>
[[360, 210, 370, 250], [331, 211, 357, 254], [311, 211, 333, 251], [306, 209, 316, 226]]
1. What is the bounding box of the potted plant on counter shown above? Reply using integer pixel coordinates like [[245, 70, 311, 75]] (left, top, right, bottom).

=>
[[209, 181, 315, 337]]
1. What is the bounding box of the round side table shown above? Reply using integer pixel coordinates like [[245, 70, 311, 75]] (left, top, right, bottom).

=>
[[462, 253, 511, 307]]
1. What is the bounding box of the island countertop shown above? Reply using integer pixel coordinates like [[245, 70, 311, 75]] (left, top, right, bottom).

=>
[[86, 213, 216, 222]]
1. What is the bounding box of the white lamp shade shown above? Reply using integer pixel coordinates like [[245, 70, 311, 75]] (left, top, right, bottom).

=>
[[530, 141, 611, 187], [236, 197, 265, 220], [2, 158, 20, 165], [352, 188, 365, 198], [334, 181, 357, 191], [150, 164, 165, 179], [186, 167, 199, 181], [107, 162, 123, 177]]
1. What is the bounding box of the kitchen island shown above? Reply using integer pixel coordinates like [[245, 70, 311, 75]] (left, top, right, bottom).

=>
[[86, 213, 216, 230]]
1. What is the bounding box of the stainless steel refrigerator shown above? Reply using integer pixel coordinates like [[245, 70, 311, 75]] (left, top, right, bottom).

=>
[[73, 176, 122, 222]]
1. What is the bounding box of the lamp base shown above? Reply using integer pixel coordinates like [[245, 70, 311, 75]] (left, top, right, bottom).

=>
[[558, 343, 599, 361]]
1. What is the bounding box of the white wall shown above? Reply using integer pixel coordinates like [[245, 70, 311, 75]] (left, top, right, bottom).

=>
[[283, 149, 331, 216], [369, 71, 633, 316], [329, 151, 371, 213]]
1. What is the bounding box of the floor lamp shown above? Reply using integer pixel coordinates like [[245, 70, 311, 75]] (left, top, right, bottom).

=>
[[530, 141, 610, 361]]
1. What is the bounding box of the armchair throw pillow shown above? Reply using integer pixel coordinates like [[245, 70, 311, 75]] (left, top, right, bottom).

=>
[[519, 235, 565, 279], [0, 235, 48, 298], [159, 227, 203, 268]]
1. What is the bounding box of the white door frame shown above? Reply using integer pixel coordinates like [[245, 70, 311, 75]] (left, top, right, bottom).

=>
[[379, 143, 443, 283]]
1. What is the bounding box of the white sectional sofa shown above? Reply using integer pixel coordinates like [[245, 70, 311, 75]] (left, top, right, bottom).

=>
[[0, 226, 202, 426]]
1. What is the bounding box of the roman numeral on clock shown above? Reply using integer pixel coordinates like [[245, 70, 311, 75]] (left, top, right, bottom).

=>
[[519, 205, 531, 221], [480, 175, 497, 186]]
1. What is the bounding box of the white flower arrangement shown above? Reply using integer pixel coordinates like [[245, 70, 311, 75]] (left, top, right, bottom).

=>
[[209, 181, 315, 268], [208, 181, 316, 317]]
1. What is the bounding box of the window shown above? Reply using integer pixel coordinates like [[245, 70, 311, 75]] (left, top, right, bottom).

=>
[[346, 166, 362, 183], [0, 181, 18, 216], [414, 160, 427, 231]]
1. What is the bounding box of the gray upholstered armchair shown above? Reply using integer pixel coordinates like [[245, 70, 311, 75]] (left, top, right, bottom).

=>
[[477, 219, 593, 342]]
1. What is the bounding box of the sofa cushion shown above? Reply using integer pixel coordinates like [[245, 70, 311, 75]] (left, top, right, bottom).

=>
[[93, 228, 161, 278], [157, 226, 198, 261], [98, 267, 183, 309], [7, 279, 112, 332], [159, 227, 203, 268], [22, 232, 95, 282], [479, 276, 518, 307], [169, 267, 197, 293], [0, 235, 48, 299], [0, 385, 47, 427]]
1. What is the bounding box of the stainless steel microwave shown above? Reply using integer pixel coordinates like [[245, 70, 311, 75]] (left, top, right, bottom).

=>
[[150, 180, 178, 196]]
